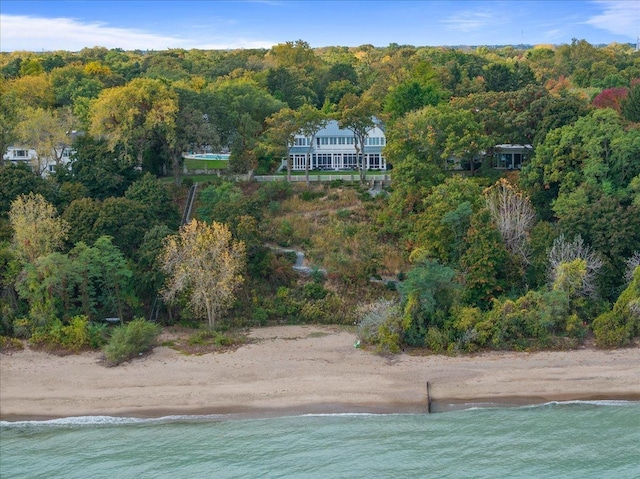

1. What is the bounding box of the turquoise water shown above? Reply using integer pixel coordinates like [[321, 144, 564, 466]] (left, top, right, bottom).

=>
[[185, 153, 230, 160], [1, 402, 639, 478]]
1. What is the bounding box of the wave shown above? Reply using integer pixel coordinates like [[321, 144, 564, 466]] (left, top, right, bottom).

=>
[[448, 399, 640, 412], [2, 400, 637, 427], [0, 413, 229, 428]]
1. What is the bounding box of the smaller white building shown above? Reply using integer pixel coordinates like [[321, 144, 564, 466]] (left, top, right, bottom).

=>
[[288, 119, 387, 171], [3, 146, 73, 176]]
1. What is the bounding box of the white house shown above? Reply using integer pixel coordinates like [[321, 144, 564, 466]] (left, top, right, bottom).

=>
[[3, 145, 73, 176], [287, 119, 387, 171], [3, 146, 38, 166]]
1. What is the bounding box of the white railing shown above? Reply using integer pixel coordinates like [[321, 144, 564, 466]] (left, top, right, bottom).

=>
[[254, 174, 390, 183]]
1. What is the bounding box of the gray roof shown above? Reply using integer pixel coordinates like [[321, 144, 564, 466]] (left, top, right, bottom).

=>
[[316, 119, 385, 137]]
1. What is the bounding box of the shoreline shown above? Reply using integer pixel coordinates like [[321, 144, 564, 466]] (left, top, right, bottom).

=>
[[2, 325, 639, 422], [3, 395, 640, 423]]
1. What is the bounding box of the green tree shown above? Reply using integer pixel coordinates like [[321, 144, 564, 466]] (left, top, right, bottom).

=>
[[133, 224, 174, 314], [15, 252, 79, 325], [71, 236, 135, 320], [265, 66, 318, 109], [58, 136, 140, 199], [262, 107, 299, 181], [621, 82, 640, 122], [459, 208, 510, 309], [124, 173, 180, 229], [61, 197, 102, 247], [206, 78, 285, 173], [592, 266, 640, 347], [93, 197, 148, 258], [385, 103, 488, 174], [0, 163, 52, 218], [383, 80, 441, 119], [398, 258, 459, 346], [196, 181, 247, 228], [297, 104, 330, 186], [411, 176, 483, 264], [338, 93, 379, 184]]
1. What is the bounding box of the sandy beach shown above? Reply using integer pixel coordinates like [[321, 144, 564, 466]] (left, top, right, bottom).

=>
[[1, 325, 639, 421]]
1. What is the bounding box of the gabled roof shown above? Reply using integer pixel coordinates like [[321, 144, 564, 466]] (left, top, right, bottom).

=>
[[313, 119, 385, 137]]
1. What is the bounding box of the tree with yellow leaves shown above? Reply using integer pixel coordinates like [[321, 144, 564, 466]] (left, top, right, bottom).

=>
[[160, 220, 245, 329], [9, 193, 69, 264], [89, 77, 178, 167]]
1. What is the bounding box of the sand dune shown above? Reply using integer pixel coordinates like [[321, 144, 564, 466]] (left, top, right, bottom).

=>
[[1, 325, 638, 420]]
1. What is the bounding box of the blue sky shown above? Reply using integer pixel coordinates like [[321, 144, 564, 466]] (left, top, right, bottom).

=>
[[1, 1, 638, 52]]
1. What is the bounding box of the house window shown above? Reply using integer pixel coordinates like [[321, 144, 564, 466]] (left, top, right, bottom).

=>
[[316, 153, 332, 169], [321, 137, 329, 145], [14, 150, 28, 157], [294, 137, 307, 146], [338, 137, 346, 145], [293, 154, 306, 170], [346, 137, 355, 145], [329, 137, 337, 145], [343, 154, 357, 168], [498, 153, 511, 168], [513, 153, 522, 169]]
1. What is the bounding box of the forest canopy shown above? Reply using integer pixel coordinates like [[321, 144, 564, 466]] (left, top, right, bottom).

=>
[[1, 39, 638, 354]]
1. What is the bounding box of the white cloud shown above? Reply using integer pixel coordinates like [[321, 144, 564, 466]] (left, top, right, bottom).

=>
[[585, 1, 640, 39], [441, 9, 496, 33], [0, 14, 275, 52], [543, 29, 565, 41]]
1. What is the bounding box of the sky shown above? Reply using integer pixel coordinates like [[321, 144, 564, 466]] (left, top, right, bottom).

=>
[[1, 0, 639, 52]]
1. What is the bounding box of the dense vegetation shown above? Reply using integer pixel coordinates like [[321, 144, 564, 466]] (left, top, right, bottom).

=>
[[1, 39, 638, 359]]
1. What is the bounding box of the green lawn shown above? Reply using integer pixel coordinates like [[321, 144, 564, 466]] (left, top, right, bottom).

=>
[[184, 159, 229, 170]]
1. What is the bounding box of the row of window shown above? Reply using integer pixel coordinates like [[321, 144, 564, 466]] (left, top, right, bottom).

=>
[[10, 150, 29, 157], [317, 136, 356, 146], [6, 149, 71, 158], [291, 136, 386, 147], [496, 153, 524, 169], [290, 153, 385, 170]]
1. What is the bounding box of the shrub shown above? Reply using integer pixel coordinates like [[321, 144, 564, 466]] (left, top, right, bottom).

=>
[[425, 326, 449, 353], [87, 322, 109, 349], [103, 318, 161, 367], [0, 336, 24, 353], [187, 330, 236, 347], [592, 311, 631, 348], [13, 318, 31, 339], [302, 282, 328, 300], [593, 266, 640, 347], [356, 299, 403, 353], [61, 316, 90, 351], [27, 316, 92, 352], [299, 190, 323, 202]]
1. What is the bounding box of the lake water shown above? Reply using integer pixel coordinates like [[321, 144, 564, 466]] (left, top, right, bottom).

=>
[[1, 401, 639, 478]]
